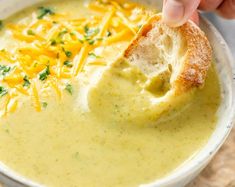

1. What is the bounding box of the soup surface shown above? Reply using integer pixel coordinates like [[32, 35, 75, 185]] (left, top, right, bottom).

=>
[[0, 0, 220, 187]]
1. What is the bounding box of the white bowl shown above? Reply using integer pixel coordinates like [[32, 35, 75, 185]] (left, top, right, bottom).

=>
[[0, 0, 234, 187]]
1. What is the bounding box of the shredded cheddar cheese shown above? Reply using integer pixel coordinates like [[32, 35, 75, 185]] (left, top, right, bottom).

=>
[[73, 44, 90, 76], [31, 81, 41, 112], [0, 0, 154, 115]]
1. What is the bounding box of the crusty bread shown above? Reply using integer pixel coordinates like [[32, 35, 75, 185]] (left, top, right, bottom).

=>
[[124, 14, 212, 94], [88, 14, 213, 123]]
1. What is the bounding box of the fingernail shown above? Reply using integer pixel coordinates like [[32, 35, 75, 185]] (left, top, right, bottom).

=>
[[163, 0, 185, 26]]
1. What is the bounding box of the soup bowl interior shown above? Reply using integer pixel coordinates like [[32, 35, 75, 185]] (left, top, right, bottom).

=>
[[0, 0, 234, 187]]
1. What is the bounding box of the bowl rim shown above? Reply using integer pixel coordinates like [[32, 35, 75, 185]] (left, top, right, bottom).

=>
[[0, 1, 234, 187]]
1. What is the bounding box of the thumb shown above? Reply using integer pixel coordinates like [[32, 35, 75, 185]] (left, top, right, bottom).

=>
[[162, 0, 200, 27]]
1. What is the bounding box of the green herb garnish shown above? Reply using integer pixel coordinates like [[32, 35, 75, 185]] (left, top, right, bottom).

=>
[[84, 25, 99, 38], [78, 39, 84, 44], [62, 48, 72, 58], [37, 7, 55, 19], [39, 66, 50, 81], [50, 39, 57, 46], [83, 25, 100, 45], [27, 29, 35, 35], [137, 24, 143, 29], [65, 51, 72, 57], [0, 86, 8, 97], [88, 52, 99, 58], [58, 29, 68, 38], [0, 65, 11, 77], [63, 60, 73, 68], [70, 32, 76, 36], [42, 102, 48, 108], [106, 30, 112, 37], [84, 25, 89, 34], [33, 62, 38, 67], [88, 39, 95, 45], [23, 75, 31, 87], [92, 28, 100, 36], [65, 84, 73, 95]]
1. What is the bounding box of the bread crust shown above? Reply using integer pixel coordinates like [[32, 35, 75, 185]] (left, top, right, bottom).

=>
[[124, 14, 212, 93]]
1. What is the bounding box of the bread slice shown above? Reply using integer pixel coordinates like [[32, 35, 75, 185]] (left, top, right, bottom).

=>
[[124, 14, 212, 94], [88, 14, 213, 123]]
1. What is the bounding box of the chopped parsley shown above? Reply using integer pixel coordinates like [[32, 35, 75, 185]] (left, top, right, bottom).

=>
[[91, 28, 100, 36], [84, 25, 100, 45], [0, 65, 11, 77], [84, 27, 100, 37], [84, 25, 100, 38], [85, 38, 102, 45], [84, 25, 89, 34], [78, 39, 84, 44], [137, 24, 143, 29], [65, 84, 73, 95], [0, 86, 8, 97], [106, 30, 112, 37], [88, 52, 99, 58], [65, 50, 72, 57], [50, 39, 57, 46], [23, 75, 31, 87], [42, 102, 48, 108], [27, 29, 35, 35], [70, 32, 76, 36], [0, 20, 3, 30], [39, 66, 50, 81], [33, 62, 38, 67], [87, 39, 95, 45], [37, 7, 55, 19], [62, 48, 72, 58], [63, 60, 73, 68], [58, 29, 68, 38], [51, 34, 65, 45]]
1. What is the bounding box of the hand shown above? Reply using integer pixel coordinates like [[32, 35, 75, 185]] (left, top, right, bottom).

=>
[[162, 0, 235, 27]]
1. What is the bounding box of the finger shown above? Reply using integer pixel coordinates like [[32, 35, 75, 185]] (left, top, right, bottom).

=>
[[163, 0, 201, 27], [217, 0, 235, 19], [189, 10, 199, 25], [199, 0, 223, 11]]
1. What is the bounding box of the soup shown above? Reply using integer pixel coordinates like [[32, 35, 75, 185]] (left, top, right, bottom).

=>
[[0, 0, 220, 187]]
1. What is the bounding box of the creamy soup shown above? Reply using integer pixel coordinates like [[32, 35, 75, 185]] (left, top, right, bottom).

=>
[[0, 0, 220, 187]]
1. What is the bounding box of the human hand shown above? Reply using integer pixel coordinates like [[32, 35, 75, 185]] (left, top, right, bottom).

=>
[[162, 0, 235, 27]]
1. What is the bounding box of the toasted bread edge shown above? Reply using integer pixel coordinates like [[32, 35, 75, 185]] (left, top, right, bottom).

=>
[[124, 14, 212, 93]]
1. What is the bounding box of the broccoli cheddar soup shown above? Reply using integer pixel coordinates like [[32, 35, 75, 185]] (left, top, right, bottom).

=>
[[0, 0, 220, 187]]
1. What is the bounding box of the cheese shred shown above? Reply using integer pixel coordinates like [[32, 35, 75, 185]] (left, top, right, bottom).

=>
[[0, 0, 154, 115], [31, 81, 41, 112]]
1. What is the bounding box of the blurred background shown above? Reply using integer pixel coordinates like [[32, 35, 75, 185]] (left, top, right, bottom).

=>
[[204, 13, 235, 59]]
